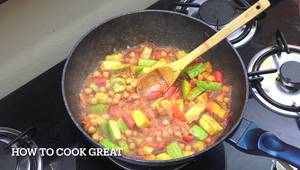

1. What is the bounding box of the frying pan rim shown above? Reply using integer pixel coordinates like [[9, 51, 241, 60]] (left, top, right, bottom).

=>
[[62, 9, 249, 164]]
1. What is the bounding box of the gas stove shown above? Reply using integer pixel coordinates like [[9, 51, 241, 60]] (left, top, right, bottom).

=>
[[0, 0, 300, 170], [172, 0, 259, 47]]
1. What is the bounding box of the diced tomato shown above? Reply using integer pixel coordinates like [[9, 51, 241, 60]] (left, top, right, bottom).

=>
[[152, 51, 161, 60], [183, 135, 194, 143], [92, 77, 106, 85], [213, 70, 224, 82], [194, 57, 201, 63], [146, 88, 163, 100], [157, 141, 166, 151], [163, 86, 177, 99], [189, 79, 197, 88], [122, 114, 135, 129], [171, 104, 185, 121]]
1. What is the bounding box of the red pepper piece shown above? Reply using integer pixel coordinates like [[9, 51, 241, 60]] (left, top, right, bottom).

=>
[[194, 57, 201, 63], [183, 135, 194, 143], [163, 86, 177, 99], [146, 88, 163, 100], [122, 114, 135, 129], [171, 104, 185, 121], [152, 51, 161, 60], [213, 70, 224, 83], [92, 77, 106, 85]]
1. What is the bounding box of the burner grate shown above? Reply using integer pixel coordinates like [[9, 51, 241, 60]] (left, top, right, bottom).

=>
[[172, 0, 258, 47], [0, 127, 42, 170], [248, 30, 300, 117]]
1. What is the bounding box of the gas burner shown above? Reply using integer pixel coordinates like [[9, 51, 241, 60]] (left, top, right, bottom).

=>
[[278, 61, 300, 91], [198, 0, 235, 26], [0, 127, 42, 170], [248, 31, 300, 117], [173, 0, 258, 48]]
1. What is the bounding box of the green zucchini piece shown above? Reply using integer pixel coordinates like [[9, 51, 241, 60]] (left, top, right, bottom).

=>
[[166, 142, 183, 159], [185, 63, 206, 79], [88, 104, 108, 113]]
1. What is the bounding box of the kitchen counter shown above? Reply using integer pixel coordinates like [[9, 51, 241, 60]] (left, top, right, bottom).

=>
[[0, 0, 156, 99]]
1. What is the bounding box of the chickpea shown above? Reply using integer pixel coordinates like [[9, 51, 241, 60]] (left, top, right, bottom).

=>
[[205, 138, 212, 144], [146, 137, 153, 142], [185, 145, 192, 151], [132, 131, 138, 136], [162, 131, 169, 137], [161, 51, 167, 57], [127, 138, 134, 143], [163, 119, 169, 126], [216, 95, 224, 102], [197, 74, 204, 80], [124, 58, 130, 63], [90, 97, 98, 105], [156, 136, 162, 142], [105, 82, 111, 89], [123, 91, 129, 98], [96, 117, 104, 125], [174, 132, 181, 137], [108, 90, 114, 96], [88, 114, 97, 119], [122, 74, 129, 79], [202, 72, 210, 80], [87, 126, 96, 134], [168, 53, 174, 57], [125, 78, 132, 84], [103, 71, 110, 78], [107, 97, 113, 104], [145, 154, 156, 160], [92, 133, 100, 142], [204, 62, 213, 73], [189, 101, 196, 106], [90, 119, 98, 126], [126, 85, 133, 91], [115, 93, 121, 100], [129, 52, 135, 57], [157, 107, 164, 113], [207, 75, 215, 82], [132, 93, 139, 100], [99, 86, 106, 92], [112, 98, 119, 104], [102, 114, 109, 119], [179, 143, 185, 149], [129, 143, 136, 149], [125, 130, 132, 137], [131, 79, 138, 87], [222, 86, 231, 93], [84, 88, 93, 94], [129, 58, 136, 65], [224, 97, 230, 103], [93, 71, 101, 77]]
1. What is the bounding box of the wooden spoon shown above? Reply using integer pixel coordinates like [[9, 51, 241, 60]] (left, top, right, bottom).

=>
[[137, 0, 270, 97]]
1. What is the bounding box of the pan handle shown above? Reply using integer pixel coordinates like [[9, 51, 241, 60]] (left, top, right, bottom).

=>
[[227, 118, 300, 168], [258, 132, 300, 167]]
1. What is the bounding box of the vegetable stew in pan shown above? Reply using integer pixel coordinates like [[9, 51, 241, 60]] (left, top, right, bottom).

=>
[[79, 43, 232, 160]]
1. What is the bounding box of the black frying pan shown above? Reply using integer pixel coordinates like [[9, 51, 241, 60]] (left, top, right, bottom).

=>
[[62, 10, 300, 168]]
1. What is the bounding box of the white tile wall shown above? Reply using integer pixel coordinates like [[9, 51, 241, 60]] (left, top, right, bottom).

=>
[[0, 0, 156, 99]]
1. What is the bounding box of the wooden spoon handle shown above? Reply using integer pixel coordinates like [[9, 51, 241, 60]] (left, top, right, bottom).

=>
[[171, 0, 270, 69]]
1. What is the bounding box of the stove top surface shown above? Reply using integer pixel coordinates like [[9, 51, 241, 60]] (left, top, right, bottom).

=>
[[0, 0, 300, 170]]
